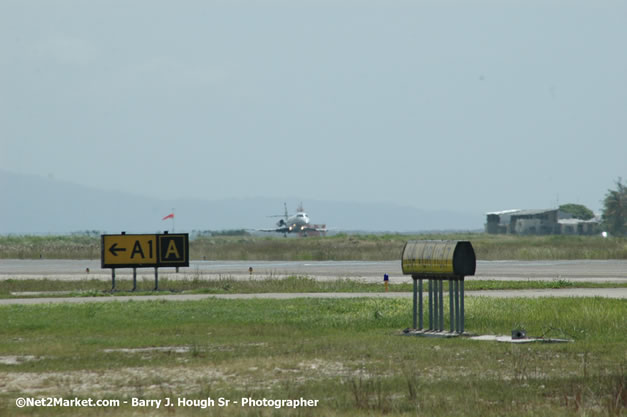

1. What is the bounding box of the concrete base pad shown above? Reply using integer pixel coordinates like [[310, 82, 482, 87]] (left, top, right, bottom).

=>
[[469, 334, 573, 343], [401, 330, 572, 343], [401, 329, 469, 338]]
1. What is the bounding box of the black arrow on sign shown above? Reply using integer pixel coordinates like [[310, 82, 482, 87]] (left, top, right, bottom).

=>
[[109, 243, 126, 256]]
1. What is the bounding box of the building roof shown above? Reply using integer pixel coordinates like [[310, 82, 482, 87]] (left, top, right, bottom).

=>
[[486, 209, 521, 216], [487, 209, 558, 217], [510, 209, 557, 217]]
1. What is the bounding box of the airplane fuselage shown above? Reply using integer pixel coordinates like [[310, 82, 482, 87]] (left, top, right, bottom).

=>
[[279, 211, 310, 232]]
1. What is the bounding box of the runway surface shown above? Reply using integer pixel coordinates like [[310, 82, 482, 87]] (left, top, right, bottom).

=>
[[1, 259, 625, 283], [1, 259, 625, 305]]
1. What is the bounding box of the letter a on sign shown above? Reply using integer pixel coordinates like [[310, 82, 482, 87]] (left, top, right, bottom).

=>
[[130, 240, 145, 258], [164, 240, 180, 259], [157, 234, 189, 267]]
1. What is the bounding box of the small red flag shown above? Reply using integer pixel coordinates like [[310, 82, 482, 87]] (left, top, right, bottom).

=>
[[162, 213, 174, 221]]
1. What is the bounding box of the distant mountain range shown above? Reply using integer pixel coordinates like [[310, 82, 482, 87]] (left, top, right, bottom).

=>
[[0, 170, 483, 234]]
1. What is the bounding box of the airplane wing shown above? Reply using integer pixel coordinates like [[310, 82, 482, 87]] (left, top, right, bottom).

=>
[[259, 227, 290, 233], [259, 224, 326, 234], [301, 225, 328, 233]]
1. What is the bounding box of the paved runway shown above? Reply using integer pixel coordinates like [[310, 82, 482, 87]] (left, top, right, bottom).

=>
[[1, 259, 625, 282], [1, 259, 625, 305]]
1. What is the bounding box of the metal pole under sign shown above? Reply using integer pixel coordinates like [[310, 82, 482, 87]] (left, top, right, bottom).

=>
[[460, 279, 465, 334], [428, 279, 433, 331], [419, 279, 423, 330], [438, 280, 444, 332], [412, 278, 417, 329], [433, 279, 439, 330], [449, 279, 454, 333], [454, 280, 460, 333]]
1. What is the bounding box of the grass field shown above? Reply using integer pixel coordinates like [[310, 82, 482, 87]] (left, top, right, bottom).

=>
[[1, 276, 627, 299], [1, 233, 626, 260], [0, 296, 625, 416]]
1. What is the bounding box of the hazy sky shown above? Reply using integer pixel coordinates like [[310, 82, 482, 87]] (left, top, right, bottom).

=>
[[1, 0, 625, 214]]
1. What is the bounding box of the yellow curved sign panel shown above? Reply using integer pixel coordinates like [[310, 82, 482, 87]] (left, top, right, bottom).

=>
[[401, 241, 456, 276], [401, 240, 475, 278]]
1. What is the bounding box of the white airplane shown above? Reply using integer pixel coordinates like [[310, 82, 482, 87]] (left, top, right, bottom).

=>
[[261, 203, 327, 236]]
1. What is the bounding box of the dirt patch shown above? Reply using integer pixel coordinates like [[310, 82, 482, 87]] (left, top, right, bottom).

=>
[[1, 366, 229, 396], [1, 359, 359, 397], [102, 343, 268, 355], [0, 355, 41, 365], [103, 347, 191, 354]]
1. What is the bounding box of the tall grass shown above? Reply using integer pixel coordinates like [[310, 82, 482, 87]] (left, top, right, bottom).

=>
[[193, 233, 627, 260], [0, 235, 100, 259], [1, 233, 625, 260], [473, 234, 627, 260]]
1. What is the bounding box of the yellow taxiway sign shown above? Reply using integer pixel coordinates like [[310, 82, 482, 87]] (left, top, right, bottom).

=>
[[101, 233, 188, 269]]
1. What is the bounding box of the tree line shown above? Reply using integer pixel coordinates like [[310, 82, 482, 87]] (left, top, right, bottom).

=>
[[602, 178, 626, 236], [557, 178, 625, 237]]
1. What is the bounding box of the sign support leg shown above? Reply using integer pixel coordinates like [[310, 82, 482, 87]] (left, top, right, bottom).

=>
[[449, 279, 454, 333], [438, 280, 444, 332], [132, 268, 137, 291], [111, 268, 116, 292], [428, 279, 433, 331], [412, 278, 417, 329], [433, 279, 439, 330], [154, 267, 159, 291], [460, 279, 465, 334], [435, 280, 440, 331], [419, 279, 423, 330], [454, 280, 460, 334]]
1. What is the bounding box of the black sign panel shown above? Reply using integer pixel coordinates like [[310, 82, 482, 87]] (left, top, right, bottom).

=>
[[158, 234, 189, 267]]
